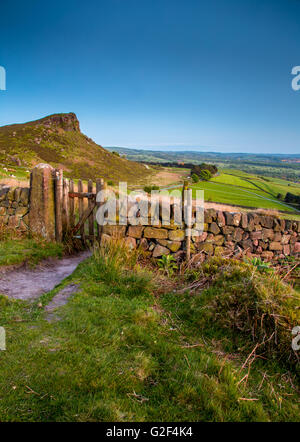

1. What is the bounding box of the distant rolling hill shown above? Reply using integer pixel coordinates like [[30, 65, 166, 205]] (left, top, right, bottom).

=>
[[0, 113, 151, 183], [106, 146, 300, 182]]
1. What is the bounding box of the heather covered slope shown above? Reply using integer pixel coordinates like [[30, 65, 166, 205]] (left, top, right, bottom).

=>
[[0, 113, 151, 183]]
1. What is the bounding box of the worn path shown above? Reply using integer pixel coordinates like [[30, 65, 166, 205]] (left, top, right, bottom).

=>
[[44, 283, 81, 322], [0, 251, 91, 300]]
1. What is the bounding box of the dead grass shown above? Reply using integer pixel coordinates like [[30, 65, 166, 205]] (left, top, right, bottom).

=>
[[204, 201, 249, 212], [0, 178, 29, 187], [181, 256, 300, 370], [254, 208, 281, 218], [150, 168, 190, 186]]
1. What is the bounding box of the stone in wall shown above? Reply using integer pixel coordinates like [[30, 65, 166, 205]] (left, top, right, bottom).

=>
[[102, 225, 126, 238], [153, 244, 170, 258], [127, 225, 144, 238], [144, 227, 168, 239]]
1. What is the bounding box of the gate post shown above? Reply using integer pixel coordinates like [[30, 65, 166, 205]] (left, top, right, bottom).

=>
[[183, 180, 191, 261], [29, 163, 56, 241], [54, 169, 63, 242]]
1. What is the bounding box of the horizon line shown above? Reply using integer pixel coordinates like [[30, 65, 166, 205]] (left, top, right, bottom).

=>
[[104, 146, 300, 157]]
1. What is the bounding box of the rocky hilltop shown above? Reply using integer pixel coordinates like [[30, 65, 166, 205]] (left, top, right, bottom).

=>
[[0, 113, 150, 183], [35, 112, 81, 132]]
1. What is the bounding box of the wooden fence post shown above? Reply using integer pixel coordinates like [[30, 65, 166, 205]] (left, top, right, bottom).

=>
[[183, 180, 191, 261], [69, 179, 75, 230], [96, 178, 104, 241], [77, 179, 85, 242], [88, 179, 94, 240], [54, 169, 63, 242], [62, 178, 70, 238]]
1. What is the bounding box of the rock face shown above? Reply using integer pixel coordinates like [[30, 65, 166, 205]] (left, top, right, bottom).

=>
[[29, 164, 56, 241], [40, 113, 80, 132]]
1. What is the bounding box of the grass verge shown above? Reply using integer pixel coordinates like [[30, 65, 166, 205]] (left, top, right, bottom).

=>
[[0, 230, 64, 267]]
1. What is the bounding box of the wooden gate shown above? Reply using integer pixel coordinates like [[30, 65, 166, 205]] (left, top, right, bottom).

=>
[[54, 169, 105, 244]]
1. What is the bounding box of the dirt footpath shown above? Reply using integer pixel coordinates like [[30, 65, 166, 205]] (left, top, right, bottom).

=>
[[0, 251, 91, 300]]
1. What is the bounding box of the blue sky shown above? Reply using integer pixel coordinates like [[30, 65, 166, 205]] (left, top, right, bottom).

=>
[[0, 0, 299, 154]]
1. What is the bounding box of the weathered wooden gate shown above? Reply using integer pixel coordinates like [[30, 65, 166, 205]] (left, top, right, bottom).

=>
[[54, 169, 105, 244]]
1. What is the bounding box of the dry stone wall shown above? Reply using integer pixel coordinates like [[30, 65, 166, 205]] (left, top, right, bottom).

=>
[[0, 185, 30, 231], [101, 207, 300, 260], [0, 167, 299, 263]]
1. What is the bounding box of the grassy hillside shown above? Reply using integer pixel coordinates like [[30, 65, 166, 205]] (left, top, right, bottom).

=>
[[107, 147, 300, 181], [0, 113, 152, 184]]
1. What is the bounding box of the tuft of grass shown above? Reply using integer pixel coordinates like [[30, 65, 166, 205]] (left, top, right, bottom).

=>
[[175, 257, 300, 371], [0, 232, 64, 267]]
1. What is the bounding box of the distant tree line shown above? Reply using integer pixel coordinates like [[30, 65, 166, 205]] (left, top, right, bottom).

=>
[[141, 161, 196, 169], [144, 185, 159, 194], [190, 164, 218, 182], [191, 163, 218, 176], [285, 192, 300, 209]]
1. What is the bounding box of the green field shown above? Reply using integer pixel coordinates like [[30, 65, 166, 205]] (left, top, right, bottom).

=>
[[212, 170, 300, 196], [190, 169, 300, 214]]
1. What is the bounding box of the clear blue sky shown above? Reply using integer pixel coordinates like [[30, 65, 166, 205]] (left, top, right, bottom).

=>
[[0, 0, 299, 154]]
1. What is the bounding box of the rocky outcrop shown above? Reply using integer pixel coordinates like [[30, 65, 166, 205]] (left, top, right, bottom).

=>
[[0, 113, 150, 183], [38, 113, 80, 132]]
